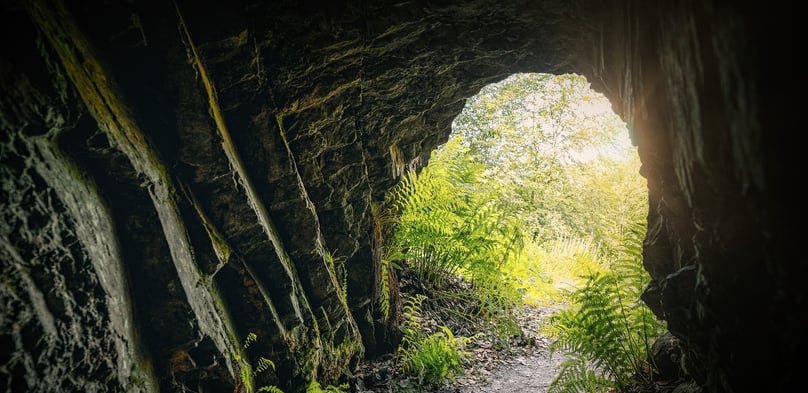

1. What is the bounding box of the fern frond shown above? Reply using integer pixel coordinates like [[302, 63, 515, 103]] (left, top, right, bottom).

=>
[[257, 386, 285, 393], [548, 220, 665, 390], [255, 357, 275, 374]]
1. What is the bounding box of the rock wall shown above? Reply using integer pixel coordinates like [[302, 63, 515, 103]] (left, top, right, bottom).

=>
[[0, 0, 802, 392], [578, 2, 803, 391]]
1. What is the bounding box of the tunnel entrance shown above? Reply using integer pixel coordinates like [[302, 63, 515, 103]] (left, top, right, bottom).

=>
[[447, 72, 646, 303], [376, 73, 664, 392], [1, 1, 797, 391]]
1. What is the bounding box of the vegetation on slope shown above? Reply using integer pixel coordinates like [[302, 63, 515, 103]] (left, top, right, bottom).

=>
[[381, 73, 664, 391]]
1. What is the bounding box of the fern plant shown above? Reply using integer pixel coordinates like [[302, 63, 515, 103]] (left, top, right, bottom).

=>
[[257, 386, 285, 393], [235, 332, 283, 393], [545, 221, 665, 393], [305, 380, 349, 393], [385, 139, 526, 346], [396, 295, 470, 388], [386, 139, 524, 287]]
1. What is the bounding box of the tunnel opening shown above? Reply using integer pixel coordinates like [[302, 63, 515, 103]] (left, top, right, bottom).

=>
[[379, 73, 664, 391], [1, 1, 801, 392], [447, 72, 647, 302]]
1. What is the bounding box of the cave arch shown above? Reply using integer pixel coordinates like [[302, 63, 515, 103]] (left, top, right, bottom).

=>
[[0, 1, 800, 392]]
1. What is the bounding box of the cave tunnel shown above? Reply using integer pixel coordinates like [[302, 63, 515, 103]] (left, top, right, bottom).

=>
[[0, 0, 803, 392]]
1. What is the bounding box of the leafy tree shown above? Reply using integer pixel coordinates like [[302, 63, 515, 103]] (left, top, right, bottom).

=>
[[563, 154, 646, 258], [452, 73, 638, 247]]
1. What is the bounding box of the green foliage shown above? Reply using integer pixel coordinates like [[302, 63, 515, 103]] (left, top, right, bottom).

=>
[[255, 357, 276, 374], [305, 380, 349, 393], [372, 203, 395, 323], [244, 332, 258, 349], [465, 275, 523, 345], [240, 366, 255, 393], [435, 72, 647, 309], [549, 353, 613, 393], [544, 221, 666, 393], [397, 295, 470, 388], [451, 73, 643, 249], [324, 250, 350, 308], [562, 155, 647, 258], [387, 138, 524, 286], [257, 386, 285, 393], [386, 139, 525, 343], [385, 72, 651, 391], [378, 256, 392, 322], [503, 236, 606, 305], [235, 333, 282, 393]]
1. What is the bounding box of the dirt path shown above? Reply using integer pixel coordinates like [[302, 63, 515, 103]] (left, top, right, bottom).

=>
[[452, 306, 565, 393], [441, 342, 565, 393], [353, 305, 566, 393]]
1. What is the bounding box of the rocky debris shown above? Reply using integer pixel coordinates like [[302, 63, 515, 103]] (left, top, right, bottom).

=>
[[634, 333, 706, 393], [652, 333, 685, 382]]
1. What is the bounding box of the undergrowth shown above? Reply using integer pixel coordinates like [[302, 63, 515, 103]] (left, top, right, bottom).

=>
[[305, 381, 349, 393], [543, 222, 666, 393], [234, 333, 282, 393], [384, 142, 526, 347], [383, 130, 656, 392], [396, 294, 471, 389]]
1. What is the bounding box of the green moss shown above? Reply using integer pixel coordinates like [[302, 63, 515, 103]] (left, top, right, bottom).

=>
[[196, 273, 211, 287], [306, 380, 349, 393], [205, 224, 231, 264], [127, 357, 156, 391], [234, 333, 285, 393], [318, 326, 363, 384]]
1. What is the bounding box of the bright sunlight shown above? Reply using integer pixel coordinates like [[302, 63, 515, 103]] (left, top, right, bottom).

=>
[[384, 73, 665, 392], [449, 73, 645, 303]]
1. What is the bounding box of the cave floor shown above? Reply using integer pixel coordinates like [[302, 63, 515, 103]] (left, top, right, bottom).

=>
[[353, 305, 563, 393]]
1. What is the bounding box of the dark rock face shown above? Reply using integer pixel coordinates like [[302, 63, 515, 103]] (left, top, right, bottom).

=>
[[585, 3, 803, 392], [0, 0, 802, 392]]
